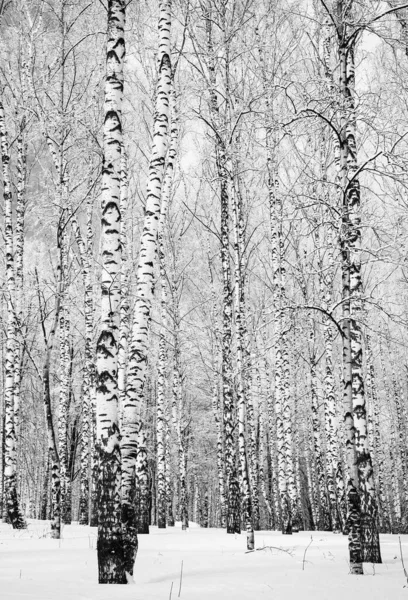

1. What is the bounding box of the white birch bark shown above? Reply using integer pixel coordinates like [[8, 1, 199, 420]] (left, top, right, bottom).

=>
[[96, 0, 126, 584], [58, 216, 71, 524], [207, 246, 227, 528], [336, 0, 380, 569], [0, 99, 25, 529], [232, 176, 254, 549], [366, 332, 390, 531], [122, 2, 172, 552], [203, 6, 239, 533], [118, 151, 130, 424], [156, 80, 178, 529], [71, 200, 94, 525], [136, 423, 149, 534], [13, 122, 26, 457]]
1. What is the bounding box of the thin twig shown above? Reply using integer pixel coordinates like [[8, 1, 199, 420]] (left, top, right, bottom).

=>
[[169, 581, 174, 600], [303, 536, 313, 571], [245, 545, 294, 556], [399, 536, 408, 587], [178, 560, 183, 597]]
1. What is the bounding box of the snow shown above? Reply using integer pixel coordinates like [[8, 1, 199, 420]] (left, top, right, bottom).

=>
[[0, 520, 407, 599]]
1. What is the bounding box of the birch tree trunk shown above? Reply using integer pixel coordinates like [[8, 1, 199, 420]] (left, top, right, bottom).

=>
[[58, 221, 71, 525], [36, 258, 62, 539], [203, 6, 239, 534], [157, 237, 168, 529], [0, 99, 26, 529], [96, 0, 126, 584], [336, 0, 381, 569], [207, 243, 227, 528], [171, 275, 189, 532], [297, 263, 328, 530], [13, 121, 26, 491], [388, 343, 408, 528], [232, 177, 254, 549], [366, 332, 390, 532], [118, 151, 130, 425], [72, 195, 95, 525], [257, 361, 273, 526], [156, 81, 178, 529], [260, 315, 280, 529], [136, 424, 149, 534], [122, 0, 172, 572], [165, 394, 175, 527]]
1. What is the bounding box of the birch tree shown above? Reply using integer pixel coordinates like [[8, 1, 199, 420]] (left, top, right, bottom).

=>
[[122, 0, 172, 571], [96, 0, 126, 584], [0, 99, 26, 529]]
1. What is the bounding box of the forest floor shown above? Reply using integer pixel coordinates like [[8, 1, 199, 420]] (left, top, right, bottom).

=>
[[0, 520, 407, 599]]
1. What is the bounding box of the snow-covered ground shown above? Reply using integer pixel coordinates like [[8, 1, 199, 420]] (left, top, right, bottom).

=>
[[0, 520, 406, 599]]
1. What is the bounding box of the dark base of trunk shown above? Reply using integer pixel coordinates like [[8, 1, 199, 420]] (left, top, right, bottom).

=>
[[97, 445, 126, 583], [350, 562, 364, 575], [137, 522, 149, 534], [63, 484, 72, 525], [361, 514, 382, 563], [90, 489, 98, 526], [6, 484, 26, 529], [78, 484, 89, 526], [97, 535, 127, 584], [226, 477, 240, 533], [282, 507, 292, 535], [122, 503, 138, 576], [50, 513, 61, 539], [157, 501, 166, 528]]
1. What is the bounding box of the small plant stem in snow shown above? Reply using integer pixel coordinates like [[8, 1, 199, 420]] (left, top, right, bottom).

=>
[[303, 536, 313, 571], [169, 581, 174, 600], [399, 536, 408, 587], [178, 560, 183, 597]]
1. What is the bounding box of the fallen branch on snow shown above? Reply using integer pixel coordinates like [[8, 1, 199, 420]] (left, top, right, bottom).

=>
[[245, 545, 294, 557]]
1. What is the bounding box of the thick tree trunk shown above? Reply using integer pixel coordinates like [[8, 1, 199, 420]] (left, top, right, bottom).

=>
[[118, 151, 130, 425], [96, 0, 126, 584], [337, 5, 381, 566]]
